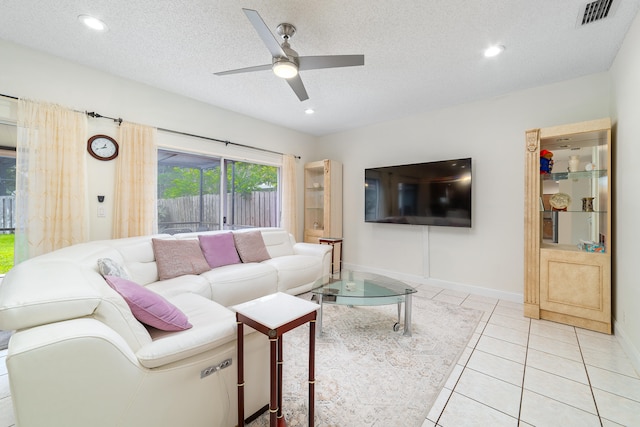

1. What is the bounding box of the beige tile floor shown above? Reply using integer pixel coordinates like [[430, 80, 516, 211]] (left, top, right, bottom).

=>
[[1, 285, 639, 427], [420, 286, 640, 427]]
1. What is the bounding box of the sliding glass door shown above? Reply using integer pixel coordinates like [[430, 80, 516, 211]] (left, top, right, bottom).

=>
[[157, 150, 280, 233], [224, 159, 278, 230]]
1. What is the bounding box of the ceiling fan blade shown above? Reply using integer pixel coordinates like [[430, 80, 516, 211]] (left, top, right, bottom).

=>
[[214, 64, 272, 76], [286, 75, 309, 101], [243, 9, 287, 59], [298, 55, 365, 71]]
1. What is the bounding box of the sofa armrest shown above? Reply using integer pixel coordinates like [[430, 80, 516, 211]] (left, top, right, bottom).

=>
[[8, 318, 139, 364], [292, 242, 332, 257], [0, 260, 104, 331], [293, 242, 332, 278]]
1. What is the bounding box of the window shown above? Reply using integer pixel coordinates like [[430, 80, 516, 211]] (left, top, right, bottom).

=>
[[157, 150, 279, 233], [0, 150, 16, 274]]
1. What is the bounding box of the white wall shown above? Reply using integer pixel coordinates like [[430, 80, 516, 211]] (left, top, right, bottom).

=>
[[610, 11, 640, 373], [318, 73, 611, 300], [0, 39, 318, 241]]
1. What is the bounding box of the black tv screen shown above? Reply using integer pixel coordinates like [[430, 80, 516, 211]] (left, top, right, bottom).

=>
[[364, 158, 472, 227]]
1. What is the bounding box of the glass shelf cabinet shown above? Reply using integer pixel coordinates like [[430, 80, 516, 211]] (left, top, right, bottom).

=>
[[524, 118, 612, 334], [303, 159, 342, 244]]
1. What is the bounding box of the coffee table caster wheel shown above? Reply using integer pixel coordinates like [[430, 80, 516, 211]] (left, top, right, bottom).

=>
[[393, 322, 400, 332]]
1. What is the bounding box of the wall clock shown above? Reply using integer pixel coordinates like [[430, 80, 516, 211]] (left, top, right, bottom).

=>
[[87, 135, 119, 161]]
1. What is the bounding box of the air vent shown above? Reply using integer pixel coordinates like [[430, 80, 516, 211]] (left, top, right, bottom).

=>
[[578, 0, 618, 26]]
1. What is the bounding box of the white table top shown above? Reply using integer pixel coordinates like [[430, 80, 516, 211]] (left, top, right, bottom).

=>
[[232, 292, 319, 329]]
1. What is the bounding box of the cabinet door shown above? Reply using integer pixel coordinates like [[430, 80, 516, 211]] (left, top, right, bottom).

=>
[[540, 248, 610, 330]]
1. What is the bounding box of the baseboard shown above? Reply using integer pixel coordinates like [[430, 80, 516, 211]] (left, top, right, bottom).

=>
[[342, 263, 523, 303], [613, 317, 640, 376]]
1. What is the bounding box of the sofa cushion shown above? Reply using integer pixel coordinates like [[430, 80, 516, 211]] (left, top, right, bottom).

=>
[[201, 263, 278, 307], [145, 274, 212, 300], [109, 236, 164, 285], [233, 230, 271, 263], [262, 255, 323, 293], [198, 233, 241, 268], [103, 275, 192, 331], [260, 228, 296, 258], [152, 238, 210, 280], [136, 293, 236, 368], [97, 258, 132, 280]]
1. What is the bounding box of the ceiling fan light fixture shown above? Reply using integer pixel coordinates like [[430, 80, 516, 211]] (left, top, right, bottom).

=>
[[272, 59, 298, 79]]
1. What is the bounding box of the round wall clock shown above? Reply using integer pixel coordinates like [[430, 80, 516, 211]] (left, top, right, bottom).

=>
[[87, 135, 119, 161]]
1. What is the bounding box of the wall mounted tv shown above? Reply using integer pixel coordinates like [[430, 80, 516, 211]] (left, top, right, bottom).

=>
[[364, 158, 472, 227]]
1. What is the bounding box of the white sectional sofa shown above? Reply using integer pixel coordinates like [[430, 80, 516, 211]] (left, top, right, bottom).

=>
[[0, 227, 331, 427]]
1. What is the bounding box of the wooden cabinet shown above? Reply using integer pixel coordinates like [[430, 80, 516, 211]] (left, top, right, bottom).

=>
[[524, 118, 612, 334], [304, 159, 342, 243]]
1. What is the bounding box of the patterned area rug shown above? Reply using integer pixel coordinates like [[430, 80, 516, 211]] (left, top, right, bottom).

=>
[[248, 292, 482, 427]]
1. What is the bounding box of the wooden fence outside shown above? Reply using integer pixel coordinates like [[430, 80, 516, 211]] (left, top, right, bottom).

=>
[[0, 192, 277, 235], [157, 191, 278, 232]]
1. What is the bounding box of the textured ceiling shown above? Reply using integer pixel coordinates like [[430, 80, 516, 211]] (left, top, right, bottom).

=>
[[0, 0, 639, 136]]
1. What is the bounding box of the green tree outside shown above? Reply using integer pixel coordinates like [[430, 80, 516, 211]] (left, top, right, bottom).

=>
[[227, 162, 277, 195], [158, 161, 277, 199]]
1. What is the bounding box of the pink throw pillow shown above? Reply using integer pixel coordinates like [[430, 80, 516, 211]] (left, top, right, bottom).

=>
[[233, 230, 271, 263], [198, 233, 241, 268], [104, 275, 192, 331], [152, 238, 211, 280]]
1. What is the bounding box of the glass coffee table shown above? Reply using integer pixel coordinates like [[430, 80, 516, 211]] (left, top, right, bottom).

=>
[[311, 270, 417, 337]]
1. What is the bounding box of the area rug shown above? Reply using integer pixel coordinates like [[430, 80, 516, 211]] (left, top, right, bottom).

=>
[[248, 293, 482, 427]]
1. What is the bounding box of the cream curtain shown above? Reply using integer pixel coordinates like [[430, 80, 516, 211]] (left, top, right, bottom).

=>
[[112, 122, 157, 238], [15, 100, 88, 262], [280, 154, 298, 240]]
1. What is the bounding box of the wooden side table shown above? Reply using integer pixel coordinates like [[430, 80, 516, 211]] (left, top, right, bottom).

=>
[[233, 293, 319, 427], [318, 237, 343, 274]]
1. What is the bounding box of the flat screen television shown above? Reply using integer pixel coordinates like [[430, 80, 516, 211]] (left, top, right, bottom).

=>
[[364, 158, 472, 227]]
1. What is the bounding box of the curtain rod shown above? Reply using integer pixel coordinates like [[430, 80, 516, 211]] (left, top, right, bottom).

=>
[[156, 127, 300, 159], [89, 112, 300, 159], [1, 93, 300, 159]]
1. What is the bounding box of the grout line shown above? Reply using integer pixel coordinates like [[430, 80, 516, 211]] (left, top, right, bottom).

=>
[[523, 388, 606, 421], [446, 390, 520, 424], [433, 299, 499, 426], [577, 330, 605, 427], [517, 316, 532, 423]]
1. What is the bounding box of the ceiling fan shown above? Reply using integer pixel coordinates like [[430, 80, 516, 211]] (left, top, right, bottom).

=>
[[214, 8, 365, 102]]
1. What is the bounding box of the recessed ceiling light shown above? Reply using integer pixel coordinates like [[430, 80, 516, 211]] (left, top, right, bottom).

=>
[[78, 15, 108, 32], [304, 108, 315, 115], [484, 45, 505, 58]]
